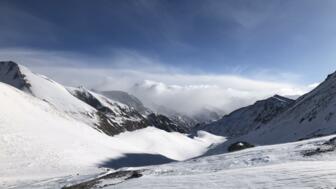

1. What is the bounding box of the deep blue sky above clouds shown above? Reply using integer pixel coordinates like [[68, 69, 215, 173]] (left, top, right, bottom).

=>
[[1, 0, 336, 82], [1, 0, 336, 113]]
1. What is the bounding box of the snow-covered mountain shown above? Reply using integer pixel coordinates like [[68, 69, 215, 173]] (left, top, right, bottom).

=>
[[246, 71, 336, 144], [192, 107, 224, 124], [200, 71, 336, 155], [151, 104, 199, 128], [0, 61, 189, 135], [0, 70, 224, 187], [68, 87, 149, 135], [98, 90, 222, 130], [99, 91, 153, 115], [195, 95, 294, 137], [100, 90, 152, 115], [99, 90, 191, 132], [0, 61, 98, 123], [3, 60, 336, 188], [153, 104, 223, 130]]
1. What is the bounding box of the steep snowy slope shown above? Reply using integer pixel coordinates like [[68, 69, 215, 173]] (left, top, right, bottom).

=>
[[0, 61, 98, 125], [196, 95, 294, 137], [0, 82, 224, 187], [0, 61, 189, 135], [203, 71, 336, 154], [245, 71, 336, 144]]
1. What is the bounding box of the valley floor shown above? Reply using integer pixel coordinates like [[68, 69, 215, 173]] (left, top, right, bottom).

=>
[[114, 161, 336, 189], [4, 135, 336, 189]]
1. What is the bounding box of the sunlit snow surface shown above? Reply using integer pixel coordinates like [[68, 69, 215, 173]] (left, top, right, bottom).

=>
[[110, 136, 336, 189], [4, 133, 336, 188], [2, 64, 336, 188], [0, 82, 224, 188]]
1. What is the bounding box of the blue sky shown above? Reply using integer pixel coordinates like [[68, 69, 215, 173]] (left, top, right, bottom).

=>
[[1, 0, 336, 83], [0, 0, 335, 113]]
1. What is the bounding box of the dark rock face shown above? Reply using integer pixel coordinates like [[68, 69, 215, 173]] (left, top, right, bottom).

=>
[[228, 142, 255, 152], [70, 88, 148, 136], [0, 61, 32, 91], [70, 87, 189, 135]]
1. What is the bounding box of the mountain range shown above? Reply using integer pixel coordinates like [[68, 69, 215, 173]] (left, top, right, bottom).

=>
[[2, 61, 336, 188]]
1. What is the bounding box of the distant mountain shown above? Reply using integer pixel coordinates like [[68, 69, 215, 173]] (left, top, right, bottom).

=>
[[152, 104, 198, 128], [99, 90, 191, 132], [153, 104, 223, 130], [100, 90, 152, 115], [195, 95, 294, 137], [68, 87, 148, 135], [192, 107, 223, 124]]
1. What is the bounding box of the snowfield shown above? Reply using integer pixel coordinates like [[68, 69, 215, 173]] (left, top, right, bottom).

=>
[[5, 131, 336, 188], [110, 135, 336, 189], [0, 82, 224, 188]]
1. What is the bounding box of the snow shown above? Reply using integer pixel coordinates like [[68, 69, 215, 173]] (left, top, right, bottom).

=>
[[196, 95, 294, 138], [197, 71, 336, 151], [6, 131, 336, 188], [67, 86, 143, 125], [2, 62, 336, 188], [0, 62, 99, 128], [100, 90, 152, 116], [18, 65, 95, 114], [108, 135, 336, 189], [0, 82, 224, 188], [113, 161, 336, 189]]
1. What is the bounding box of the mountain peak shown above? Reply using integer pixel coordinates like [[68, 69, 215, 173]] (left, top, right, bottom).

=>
[[271, 94, 294, 103], [0, 61, 31, 90], [326, 70, 336, 80]]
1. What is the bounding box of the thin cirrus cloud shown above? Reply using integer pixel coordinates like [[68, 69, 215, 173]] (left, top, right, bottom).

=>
[[0, 48, 316, 115]]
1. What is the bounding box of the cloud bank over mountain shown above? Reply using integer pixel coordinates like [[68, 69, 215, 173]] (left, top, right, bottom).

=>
[[0, 48, 316, 115]]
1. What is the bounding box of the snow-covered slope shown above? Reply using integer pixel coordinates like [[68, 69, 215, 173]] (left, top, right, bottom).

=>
[[246, 71, 336, 144], [0, 82, 224, 187], [0, 61, 189, 135], [196, 95, 294, 137], [12, 132, 336, 188], [0, 61, 99, 126], [111, 135, 336, 189], [202, 71, 336, 154]]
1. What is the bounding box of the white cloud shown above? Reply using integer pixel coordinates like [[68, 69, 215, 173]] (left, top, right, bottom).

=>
[[0, 48, 316, 116]]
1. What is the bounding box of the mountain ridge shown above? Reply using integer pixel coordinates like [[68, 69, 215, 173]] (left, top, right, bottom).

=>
[[0, 61, 189, 135]]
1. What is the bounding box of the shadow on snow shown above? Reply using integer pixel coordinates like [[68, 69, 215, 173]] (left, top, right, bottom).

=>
[[99, 153, 176, 169]]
